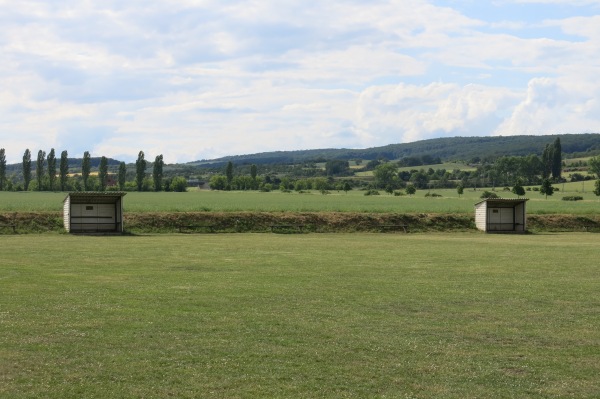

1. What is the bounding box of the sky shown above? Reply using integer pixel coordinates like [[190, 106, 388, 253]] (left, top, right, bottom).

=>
[[1, 0, 600, 164]]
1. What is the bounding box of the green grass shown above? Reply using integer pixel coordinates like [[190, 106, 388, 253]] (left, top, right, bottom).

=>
[[2, 186, 599, 215], [1, 233, 598, 398]]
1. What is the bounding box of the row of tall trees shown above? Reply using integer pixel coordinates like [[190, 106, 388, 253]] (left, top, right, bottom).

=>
[[0, 148, 168, 192], [20, 148, 71, 191]]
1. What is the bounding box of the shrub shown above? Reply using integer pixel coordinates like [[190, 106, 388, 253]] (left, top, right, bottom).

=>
[[425, 193, 442, 197], [364, 189, 380, 196], [393, 191, 405, 196], [171, 176, 188, 192], [480, 191, 499, 199], [562, 196, 584, 201]]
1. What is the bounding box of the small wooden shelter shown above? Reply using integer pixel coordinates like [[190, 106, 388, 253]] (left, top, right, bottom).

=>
[[63, 192, 126, 233], [474, 198, 528, 233]]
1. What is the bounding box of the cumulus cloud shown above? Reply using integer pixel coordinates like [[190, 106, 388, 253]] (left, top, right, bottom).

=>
[[357, 82, 521, 143], [0, 0, 599, 163]]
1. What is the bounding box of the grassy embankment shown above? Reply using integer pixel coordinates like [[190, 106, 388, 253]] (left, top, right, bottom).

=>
[[0, 184, 598, 233], [1, 233, 598, 398]]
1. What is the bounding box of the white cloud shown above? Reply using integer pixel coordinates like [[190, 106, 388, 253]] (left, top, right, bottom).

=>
[[1, 0, 599, 163], [357, 82, 521, 143], [495, 76, 600, 135]]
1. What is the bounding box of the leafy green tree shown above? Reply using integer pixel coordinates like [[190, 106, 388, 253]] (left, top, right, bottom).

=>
[[171, 176, 188, 192], [60, 150, 69, 191], [406, 184, 416, 196], [313, 177, 329, 194], [153, 154, 164, 191], [209, 174, 227, 190], [512, 179, 525, 197], [36, 150, 46, 191], [82, 151, 91, 190], [135, 151, 146, 191], [456, 184, 464, 198], [47, 149, 56, 191], [409, 170, 429, 189], [0, 148, 6, 191], [540, 178, 554, 199], [325, 160, 350, 176], [23, 149, 32, 190], [118, 162, 127, 191], [594, 179, 600, 198], [373, 162, 399, 189], [343, 181, 351, 194], [588, 155, 600, 178], [294, 179, 308, 192], [99, 156, 108, 191]]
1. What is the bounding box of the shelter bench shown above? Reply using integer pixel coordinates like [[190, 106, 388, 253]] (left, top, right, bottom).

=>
[[0, 224, 16, 233], [378, 224, 409, 233], [270, 224, 305, 233], [178, 224, 216, 233]]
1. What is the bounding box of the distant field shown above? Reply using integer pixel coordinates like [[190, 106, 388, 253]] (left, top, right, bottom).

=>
[[398, 161, 477, 173], [355, 162, 476, 177], [1, 233, 598, 398], [1, 185, 598, 214]]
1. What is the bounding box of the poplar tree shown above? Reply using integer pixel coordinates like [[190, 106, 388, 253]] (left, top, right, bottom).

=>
[[136, 151, 146, 191], [47, 149, 56, 191], [541, 144, 553, 179], [250, 164, 258, 189], [0, 148, 6, 191], [23, 149, 32, 191], [36, 150, 46, 191], [82, 151, 91, 190], [118, 162, 127, 191], [99, 156, 108, 191], [60, 150, 69, 191], [551, 137, 562, 180], [152, 154, 164, 191], [225, 161, 233, 189]]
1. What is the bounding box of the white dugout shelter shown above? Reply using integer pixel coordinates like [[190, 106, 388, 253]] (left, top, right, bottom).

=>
[[474, 198, 528, 233], [63, 192, 126, 233]]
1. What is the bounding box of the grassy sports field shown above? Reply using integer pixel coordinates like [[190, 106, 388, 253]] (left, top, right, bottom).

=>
[[1, 233, 598, 398], [0, 182, 599, 214]]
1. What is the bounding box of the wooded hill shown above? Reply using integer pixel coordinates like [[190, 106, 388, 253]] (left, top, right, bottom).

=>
[[191, 134, 600, 167], [3, 134, 600, 173]]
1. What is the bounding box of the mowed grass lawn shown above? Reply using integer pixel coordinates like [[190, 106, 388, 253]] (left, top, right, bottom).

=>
[[1, 233, 598, 398]]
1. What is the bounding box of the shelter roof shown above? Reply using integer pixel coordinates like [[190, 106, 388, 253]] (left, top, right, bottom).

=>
[[474, 198, 528, 207], [64, 192, 127, 204]]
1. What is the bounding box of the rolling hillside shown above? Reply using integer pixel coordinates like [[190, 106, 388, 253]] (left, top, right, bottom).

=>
[[191, 133, 600, 166]]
